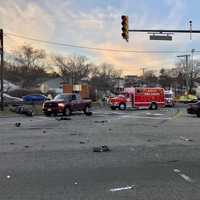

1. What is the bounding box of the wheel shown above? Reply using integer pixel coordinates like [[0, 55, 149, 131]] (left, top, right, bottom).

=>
[[44, 112, 51, 117], [119, 103, 126, 110], [64, 107, 71, 116], [150, 103, 158, 110], [197, 112, 200, 118], [111, 106, 116, 110], [83, 106, 90, 114]]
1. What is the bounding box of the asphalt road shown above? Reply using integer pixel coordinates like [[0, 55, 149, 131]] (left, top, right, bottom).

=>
[[0, 105, 200, 199]]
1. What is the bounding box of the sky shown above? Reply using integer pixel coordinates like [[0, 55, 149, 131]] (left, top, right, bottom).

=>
[[1, 0, 200, 75]]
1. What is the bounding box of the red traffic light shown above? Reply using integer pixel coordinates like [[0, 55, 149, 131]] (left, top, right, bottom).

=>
[[121, 15, 129, 42]]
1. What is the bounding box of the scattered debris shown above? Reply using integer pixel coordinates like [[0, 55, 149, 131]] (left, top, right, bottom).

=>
[[180, 136, 193, 142], [155, 153, 159, 158], [56, 117, 71, 121], [6, 175, 11, 179], [85, 111, 93, 116], [94, 120, 108, 123], [24, 145, 30, 148], [80, 141, 85, 144], [70, 133, 80, 136], [15, 122, 21, 127], [174, 169, 181, 173], [130, 147, 135, 151], [168, 160, 179, 163], [11, 106, 33, 116], [110, 185, 135, 192], [93, 145, 111, 152]]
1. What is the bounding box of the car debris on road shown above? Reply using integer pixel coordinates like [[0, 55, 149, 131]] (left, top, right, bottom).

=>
[[15, 122, 21, 127], [56, 116, 72, 121], [94, 120, 108, 123], [93, 145, 111, 152]]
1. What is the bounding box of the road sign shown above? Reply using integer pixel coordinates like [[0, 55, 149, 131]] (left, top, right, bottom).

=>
[[150, 35, 172, 41]]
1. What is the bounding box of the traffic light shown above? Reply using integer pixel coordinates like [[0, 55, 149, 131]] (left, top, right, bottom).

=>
[[121, 15, 129, 42]]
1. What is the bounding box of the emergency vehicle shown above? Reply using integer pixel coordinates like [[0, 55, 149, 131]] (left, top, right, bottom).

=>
[[109, 87, 165, 110]]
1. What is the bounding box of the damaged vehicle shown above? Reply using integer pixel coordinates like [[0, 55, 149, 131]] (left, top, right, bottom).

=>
[[42, 93, 92, 116]]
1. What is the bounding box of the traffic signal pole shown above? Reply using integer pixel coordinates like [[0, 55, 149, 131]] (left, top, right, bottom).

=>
[[121, 18, 200, 41], [0, 29, 4, 111]]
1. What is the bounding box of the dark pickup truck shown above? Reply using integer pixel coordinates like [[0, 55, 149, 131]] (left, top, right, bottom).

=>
[[43, 93, 92, 116]]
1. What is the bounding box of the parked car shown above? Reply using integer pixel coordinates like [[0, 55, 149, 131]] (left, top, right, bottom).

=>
[[187, 101, 200, 117], [23, 94, 48, 103], [179, 94, 198, 103], [42, 93, 92, 116], [0, 93, 23, 106]]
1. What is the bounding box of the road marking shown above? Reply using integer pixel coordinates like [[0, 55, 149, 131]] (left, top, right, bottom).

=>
[[173, 169, 193, 183], [116, 115, 171, 120], [146, 112, 164, 116], [110, 185, 135, 192], [180, 174, 193, 182]]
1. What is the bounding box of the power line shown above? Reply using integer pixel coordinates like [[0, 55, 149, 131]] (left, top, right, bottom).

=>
[[4, 32, 191, 54]]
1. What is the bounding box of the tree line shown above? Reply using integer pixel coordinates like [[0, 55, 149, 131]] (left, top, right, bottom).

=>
[[4, 45, 121, 93], [4, 45, 200, 95]]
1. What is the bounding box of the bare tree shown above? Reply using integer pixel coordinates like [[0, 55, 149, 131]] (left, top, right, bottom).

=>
[[175, 59, 200, 92], [6, 45, 48, 88], [90, 63, 121, 93], [143, 70, 158, 86], [54, 55, 91, 84]]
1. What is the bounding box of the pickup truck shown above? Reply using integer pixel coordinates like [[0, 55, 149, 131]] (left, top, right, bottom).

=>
[[43, 93, 92, 116]]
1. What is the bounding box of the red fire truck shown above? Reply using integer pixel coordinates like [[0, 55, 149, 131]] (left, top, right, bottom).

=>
[[109, 87, 165, 110]]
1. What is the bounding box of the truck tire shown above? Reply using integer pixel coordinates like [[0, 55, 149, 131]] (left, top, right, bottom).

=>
[[83, 106, 90, 114], [44, 112, 51, 117], [64, 107, 71, 116], [197, 112, 200, 118], [150, 102, 158, 110], [119, 103, 126, 110]]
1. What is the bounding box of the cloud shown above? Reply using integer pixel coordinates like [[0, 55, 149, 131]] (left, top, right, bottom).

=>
[[0, 0, 55, 51], [0, 0, 194, 75]]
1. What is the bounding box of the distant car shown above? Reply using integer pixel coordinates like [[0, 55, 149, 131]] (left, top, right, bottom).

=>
[[187, 101, 200, 117], [179, 94, 198, 103], [0, 93, 23, 106], [42, 93, 92, 116], [23, 94, 48, 103]]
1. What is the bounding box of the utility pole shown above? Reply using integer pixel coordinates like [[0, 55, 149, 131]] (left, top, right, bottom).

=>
[[141, 67, 146, 86], [0, 29, 4, 111], [177, 54, 190, 93], [191, 49, 195, 91]]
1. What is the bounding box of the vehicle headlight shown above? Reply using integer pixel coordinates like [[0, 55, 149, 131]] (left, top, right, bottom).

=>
[[58, 103, 65, 108]]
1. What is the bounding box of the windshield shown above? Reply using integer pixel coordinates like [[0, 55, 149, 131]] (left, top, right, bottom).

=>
[[54, 94, 66, 101], [165, 94, 172, 98]]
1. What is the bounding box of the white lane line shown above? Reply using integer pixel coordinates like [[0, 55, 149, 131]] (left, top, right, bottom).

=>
[[115, 115, 171, 120], [180, 174, 193, 183], [173, 169, 193, 183], [146, 113, 164, 116], [110, 185, 135, 192]]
